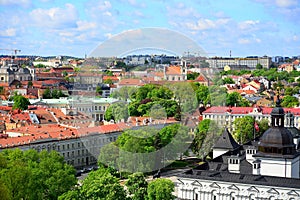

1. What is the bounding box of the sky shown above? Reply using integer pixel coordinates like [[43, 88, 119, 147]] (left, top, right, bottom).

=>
[[0, 0, 300, 58]]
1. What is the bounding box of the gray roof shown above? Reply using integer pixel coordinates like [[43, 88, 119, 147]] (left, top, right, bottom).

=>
[[180, 169, 300, 189], [213, 128, 240, 150]]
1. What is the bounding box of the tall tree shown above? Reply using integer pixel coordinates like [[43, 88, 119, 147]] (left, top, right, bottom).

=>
[[147, 178, 175, 200], [12, 95, 30, 110], [125, 172, 148, 200], [192, 119, 222, 159], [226, 92, 250, 107], [80, 168, 127, 200], [104, 102, 129, 122], [257, 118, 269, 137], [233, 116, 255, 144], [0, 179, 10, 200], [96, 86, 103, 96], [0, 149, 77, 200], [281, 95, 299, 108], [43, 88, 52, 99]]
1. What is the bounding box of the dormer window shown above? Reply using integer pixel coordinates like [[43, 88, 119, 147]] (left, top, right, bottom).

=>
[[253, 162, 261, 169]]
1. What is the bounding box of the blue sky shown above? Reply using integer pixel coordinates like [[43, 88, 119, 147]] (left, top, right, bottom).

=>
[[0, 0, 300, 58]]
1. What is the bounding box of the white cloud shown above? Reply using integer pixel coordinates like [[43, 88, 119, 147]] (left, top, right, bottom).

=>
[[166, 3, 201, 18], [97, 1, 112, 10], [238, 38, 251, 44], [292, 35, 299, 41], [0, 0, 30, 6], [238, 20, 260, 30], [103, 11, 112, 17], [184, 18, 230, 31], [59, 32, 75, 37], [105, 33, 113, 39], [238, 36, 261, 44], [0, 28, 16, 37], [30, 3, 78, 29], [76, 21, 97, 31], [275, 0, 297, 8]]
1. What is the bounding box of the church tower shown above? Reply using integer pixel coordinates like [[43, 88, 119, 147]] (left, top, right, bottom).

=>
[[253, 97, 300, 178]]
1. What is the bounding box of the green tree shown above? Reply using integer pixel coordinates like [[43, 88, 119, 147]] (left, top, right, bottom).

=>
[[35, 63, 46, 68], [104, 70, 113, 76], [104, 102, 129, 122], [192, 119, 222, 159], [208, 85, 227, 106], [43, 88, 52, 99], [62, 70, 68, 77], [194, 83, 209, 105], [127, 84, 179, 118], [98, 143, 120, 174], [0, 179, 10, 200], [147, 178, 175, 200], [12, 95, 30, 110], [222, 77, 235, 84], [96, 86, 103, 96], [104, 79, 113, 85], [0, 149, 77, 200], [187, 72, 200, 80], [257, 118, 269, 137], [58, 189, 81, 200], [233, 116, 255, 144], [256, 63, 263, 69], [52, 89, 59, 99], [125, 172, 148, 200], [111, 86, 138, 101], [80, 167, 127, 200], [166, 82, 198, 113], [226, 92, 250, 107], [281, 95, 299, 108], [27, 81, 33, 88]]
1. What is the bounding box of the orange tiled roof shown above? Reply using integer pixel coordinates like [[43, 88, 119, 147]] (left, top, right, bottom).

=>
[[103, 76, 119, 81], [118, 78, 142, 86], [195, 74, 208, 82], [165, 65, 181, 75]]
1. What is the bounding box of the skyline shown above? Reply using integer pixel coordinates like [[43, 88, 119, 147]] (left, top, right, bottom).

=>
[[0, 0, 300, 58]]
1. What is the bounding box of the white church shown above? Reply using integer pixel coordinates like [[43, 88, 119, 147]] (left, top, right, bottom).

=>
[[176, 98, 300, 200]]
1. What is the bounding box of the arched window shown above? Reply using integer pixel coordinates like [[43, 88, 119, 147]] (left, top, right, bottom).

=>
[[211, 190, 218, 200]]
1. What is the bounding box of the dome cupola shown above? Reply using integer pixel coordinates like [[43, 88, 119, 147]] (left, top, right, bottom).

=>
[[257, 95, 295, 155]]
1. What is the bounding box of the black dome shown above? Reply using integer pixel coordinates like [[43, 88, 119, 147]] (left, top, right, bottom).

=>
[[259, 127, 294, 148], [258, 95, 296, 155], [271, 106, 284, 115]]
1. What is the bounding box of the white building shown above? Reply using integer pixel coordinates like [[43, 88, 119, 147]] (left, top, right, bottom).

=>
[[176, 100, 300, 200], [206, 56, 271, 69], [202, 106, 300, 131]]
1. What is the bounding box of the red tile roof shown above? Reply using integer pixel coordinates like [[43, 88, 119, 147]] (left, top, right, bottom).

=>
[[165, 65, 181, 75], [103, 76, 119, 82], [203, 106, 300, 115], [118, 78, 143, 86], [195, 74, 208, 82]]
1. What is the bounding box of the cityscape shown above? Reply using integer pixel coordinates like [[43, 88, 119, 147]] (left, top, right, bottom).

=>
[[1, 0, 300, 200]]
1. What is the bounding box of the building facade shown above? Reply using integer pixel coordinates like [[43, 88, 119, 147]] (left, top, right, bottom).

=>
[[206, 56, 271, 69], [176, 99, 300, 200], [202, 106, 300, 131]]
